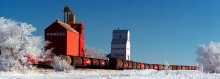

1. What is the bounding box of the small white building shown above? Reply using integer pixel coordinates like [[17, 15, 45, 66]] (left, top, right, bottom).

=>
[[111, 29, 130, 60]]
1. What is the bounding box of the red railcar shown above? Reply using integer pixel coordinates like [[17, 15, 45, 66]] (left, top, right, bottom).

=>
[[140, 63, 145, 69], [127, 61, 133, 69], [158, 64, 164, 70], [99, 59, 106, 68], [109, 58, 123, 69], [188, 66, 192, 70], [136, 62, 140, 69], [191, 66, 196, 70], [82, 57, 91, 67], [27, 55, 40, 65], [172, 65, 177, 70], [153, 64, 158, 70], [122, 60, 128, 69], [132, 62, 137, 69], [182, 66, 186, 70], [71, 56, 83, 67], [177, 65, 182, 70], [90, 58, 99, 68], [149, 64, 154, 69]]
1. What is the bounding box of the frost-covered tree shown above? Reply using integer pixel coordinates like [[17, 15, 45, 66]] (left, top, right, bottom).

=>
[[0, 17, 51, 72], [195, 41, 220, 73], [84, 47, 107, 60]]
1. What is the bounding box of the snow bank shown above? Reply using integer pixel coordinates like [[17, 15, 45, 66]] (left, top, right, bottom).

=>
[[0, 69, 220, 79]]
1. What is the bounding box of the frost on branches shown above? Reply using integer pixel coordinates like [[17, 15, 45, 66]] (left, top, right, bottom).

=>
[[195, 41, 220, 73], [164, 60, 170, 75], [51, 56, 74, 72], [0, 17, 51, 72], [84, 47, 107, 60]]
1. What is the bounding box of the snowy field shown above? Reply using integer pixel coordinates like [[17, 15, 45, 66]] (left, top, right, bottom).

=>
[[0, 69, 220, 79]]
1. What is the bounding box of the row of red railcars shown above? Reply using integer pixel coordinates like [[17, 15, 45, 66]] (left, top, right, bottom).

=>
[[144, 64, 197, 70], [38, 56, 196, 70], [108, 58, 196, 70]]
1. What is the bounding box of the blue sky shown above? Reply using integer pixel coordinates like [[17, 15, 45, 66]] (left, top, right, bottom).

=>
[[1, 0, 220, 66]]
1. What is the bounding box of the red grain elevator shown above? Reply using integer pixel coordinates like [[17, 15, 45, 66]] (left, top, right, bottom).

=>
[[45, 6, 84, 57]]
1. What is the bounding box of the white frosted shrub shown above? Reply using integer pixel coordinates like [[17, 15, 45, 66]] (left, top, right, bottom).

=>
[[164, 60, 170, 75], [51, 56, 74, 72], [0, 17, 50, 72], [195, 41, 220, 73]]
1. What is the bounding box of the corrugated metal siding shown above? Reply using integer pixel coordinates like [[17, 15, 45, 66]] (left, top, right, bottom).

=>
[[67, 30, 79, 56]]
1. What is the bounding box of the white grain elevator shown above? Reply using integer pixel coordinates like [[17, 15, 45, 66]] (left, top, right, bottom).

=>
[[111, 29, 130, 60]]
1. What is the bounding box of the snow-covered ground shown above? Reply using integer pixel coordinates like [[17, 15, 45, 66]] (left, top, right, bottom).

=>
[[0, 69, 220, 79]]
